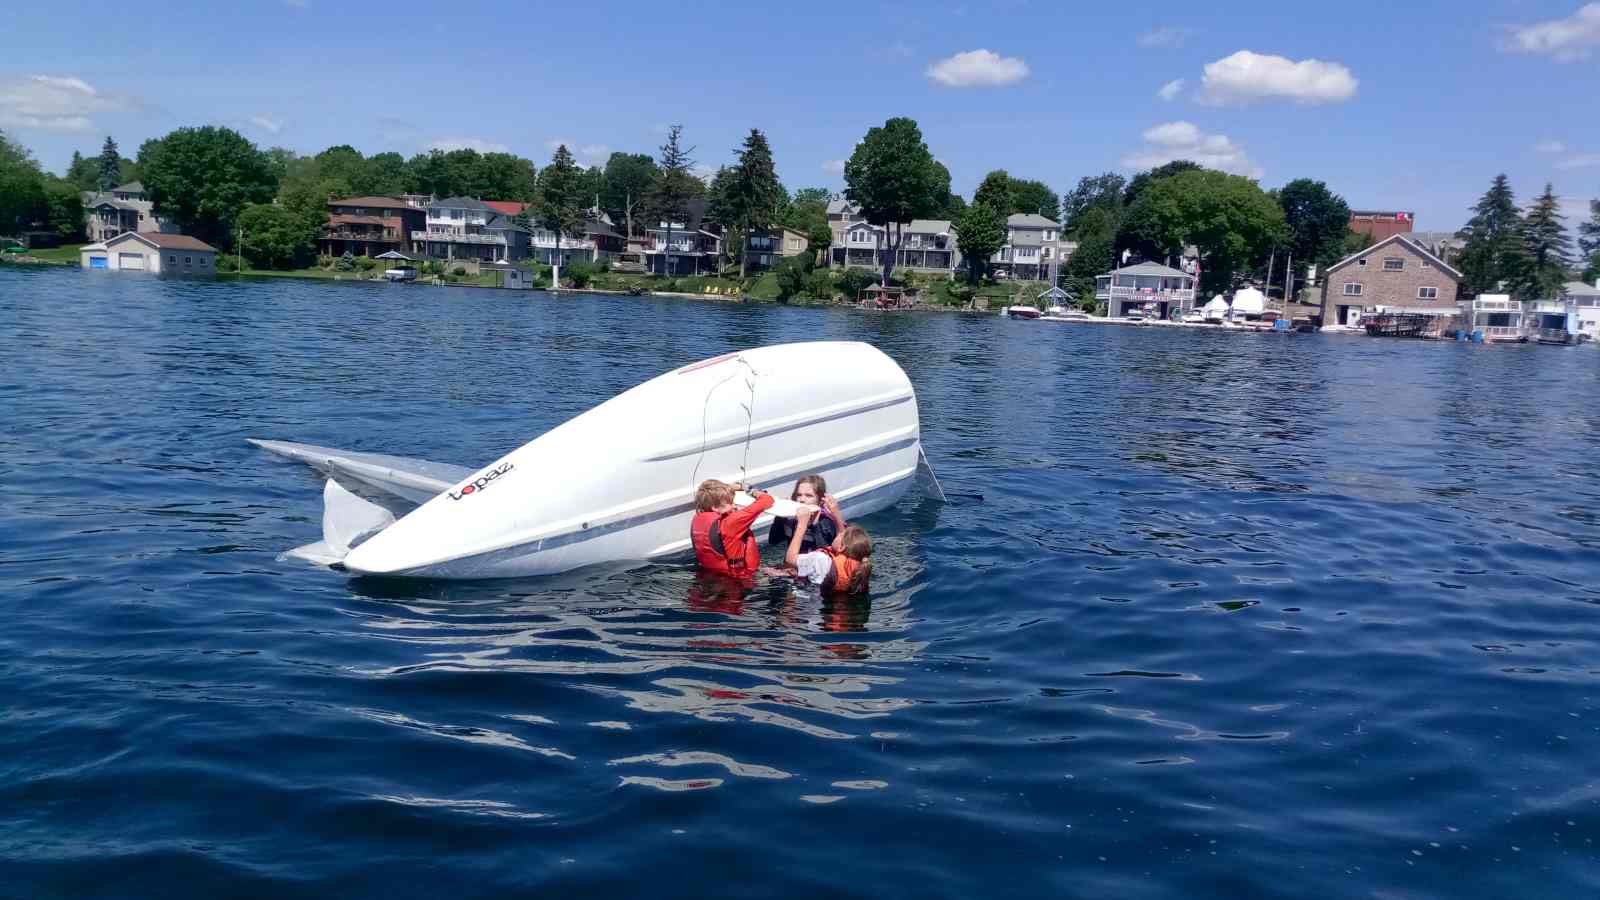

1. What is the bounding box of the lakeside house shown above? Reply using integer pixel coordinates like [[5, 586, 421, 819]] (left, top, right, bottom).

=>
[[530, 215, 625, 266], [742, 225, 810, 272], [1094, 261, 1196, 318], [80, 231, 217, 274], [645, 199, 722, 275], [991, 214, 1062, 281], [318, 196, 428, 258], [1320, 234, 1462, 329], [827, 199, 959, 276], [1558, 280, 1600, 342], [414, 197, 530, 263], [80, 182, 173, 243]]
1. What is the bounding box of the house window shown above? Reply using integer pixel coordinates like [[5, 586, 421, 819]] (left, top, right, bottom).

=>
[[1383, 258, 1404, 271], [169, 255, 177, 264], [1343, 283, 1363, 296], [1358, 258, 1367, 266], [184, 256, 192, 265], [1417, 287, 1438, 300], [1045, 230, 1056, 242]]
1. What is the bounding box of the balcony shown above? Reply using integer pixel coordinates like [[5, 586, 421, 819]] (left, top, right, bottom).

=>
[[413, 230, 506, 246], [1095, 285, 1196, 303], [324, 229, 398, 242]]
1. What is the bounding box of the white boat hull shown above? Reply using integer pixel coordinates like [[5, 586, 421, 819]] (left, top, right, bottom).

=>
[[256, 341, 927, 580]]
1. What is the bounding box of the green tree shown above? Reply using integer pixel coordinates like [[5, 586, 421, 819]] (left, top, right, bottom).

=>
[[843, 117, 947, 285], [1010, 178, 1059, 220], [1514, 183, 1572, 300], [138, 126, 276, 247], [646, 125, 703, 276], [97, 136, 122, 191], [1455, 174, 1527, 297], [43, 179, 84, 240], [773, 253, 812, 301], [600, 152, 658, 238], [538, 144, 588, 269], [1123, 159, 1202, 208], [313, 145, 365, 194], [359, 151, 412, 195], [727, 129, 783, 278], [1118, 168, 1285, 294], [784, 187, 833, 266], [1061, 172, 1126, 236], [1583, 250, 1600, 284], [1276, 178, 1352, 277], [0, 131, 50, 234], [1577, 197, 1599, 258], [1059, 206, 1117, 310], [953, 202, 1006, 284], [237, 202, 317, 270], [973, 170, 1015, 215]]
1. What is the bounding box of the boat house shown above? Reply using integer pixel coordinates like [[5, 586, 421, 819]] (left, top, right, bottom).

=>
[[1321, 234, 1461, 329], [1094, 261, 1196, 319], [80, 231, 218, 274]]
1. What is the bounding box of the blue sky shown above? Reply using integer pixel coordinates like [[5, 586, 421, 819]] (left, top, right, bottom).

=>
[[3, 0, 1597, 230]]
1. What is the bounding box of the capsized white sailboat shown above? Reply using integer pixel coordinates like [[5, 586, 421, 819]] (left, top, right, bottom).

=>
[[252, 341, 942, 579]]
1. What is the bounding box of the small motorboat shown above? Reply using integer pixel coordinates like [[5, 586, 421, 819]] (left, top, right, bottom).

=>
[[1001, 305, 1043, 320], [383, 266, 417, 282]]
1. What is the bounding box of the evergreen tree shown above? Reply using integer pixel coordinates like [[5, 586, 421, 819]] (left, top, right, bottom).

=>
[[98, 136, 121, 190], [646, 125, 703, 276], [1455, 174, 1527, 297], [1514, 183, 1572, 300], [1578, 197, 1600, 258], [537, 144, 587, 267], [728, 129, 782, 278]]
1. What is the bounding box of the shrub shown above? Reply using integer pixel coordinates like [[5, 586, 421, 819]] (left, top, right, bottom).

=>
[[452, 265, 467, 277], [335, 251, 357, 272], [356, 256, 378, 271], [803, 269, 835, 300], [566, 259, 594, 288], [835, 266, 877, 299], [773, 255, 812, 302]]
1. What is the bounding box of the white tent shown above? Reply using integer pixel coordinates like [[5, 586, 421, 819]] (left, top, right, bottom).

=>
[[1202, 296, 1230, 316], [1230, 286, 1266, 316]]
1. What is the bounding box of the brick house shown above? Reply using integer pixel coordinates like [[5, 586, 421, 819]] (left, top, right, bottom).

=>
[[1320, 234, 1462, 328], [319, 197, 428, 257]]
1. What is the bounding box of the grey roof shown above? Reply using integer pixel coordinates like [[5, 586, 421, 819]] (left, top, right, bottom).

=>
[[431, 196, 493, 211], [905, 219, 951, 234], [1006, 213, 1060, 228], [484, 213, 529, 233], [1103, 261, 1191, 278], [1563, 280, 1600, 297], [86, 194, 141, 211], [112, 181, 145, 193], [826, 198, 856, 215], [585, 219, 622, 239]]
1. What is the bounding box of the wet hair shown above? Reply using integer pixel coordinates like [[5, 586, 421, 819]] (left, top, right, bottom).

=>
[[790, 474, 828, 503], [695, 479, 736, 513], [836, 525, 873, 594]]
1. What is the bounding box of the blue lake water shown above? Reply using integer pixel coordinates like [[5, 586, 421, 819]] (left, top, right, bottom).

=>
[[2, 267, 1598, 898]]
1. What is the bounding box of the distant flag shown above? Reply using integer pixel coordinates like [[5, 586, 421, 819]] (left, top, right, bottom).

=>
[[1396, 211, 1411, 222]]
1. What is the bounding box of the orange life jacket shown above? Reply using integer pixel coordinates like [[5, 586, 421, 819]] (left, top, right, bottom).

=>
[[690, 493, 773, 578], [819, 546, 865, 595]]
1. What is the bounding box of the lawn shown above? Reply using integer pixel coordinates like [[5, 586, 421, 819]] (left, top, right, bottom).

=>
[[18, 243, 85, 264]]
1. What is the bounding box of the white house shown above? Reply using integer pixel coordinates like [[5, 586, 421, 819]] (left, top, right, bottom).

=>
[[80, 231, 218, 274]]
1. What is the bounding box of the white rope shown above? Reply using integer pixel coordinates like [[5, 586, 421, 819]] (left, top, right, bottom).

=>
[[689, 354, 761, 490]]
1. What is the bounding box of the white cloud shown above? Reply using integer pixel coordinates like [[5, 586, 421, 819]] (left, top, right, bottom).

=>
[[925, 49, 1029, 87], [544, 139, 611, 167], [0, 74, 136, 132], [1556, 153, 1600, 169], [823, 159, 846, 175], [1198, 50, 1357, 105], [248, 114, 285, 135], [1137, 27, 1193, 48], [1504, 3, 1600, 62], [1121, 121, 1262, 179], [1535, 140, 1568, 153], [1156, 78, 1185, 101], [427, 136, 510, 153]]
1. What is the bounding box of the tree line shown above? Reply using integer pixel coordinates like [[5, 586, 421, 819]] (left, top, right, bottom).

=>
[[7, 120, 1598, 294]]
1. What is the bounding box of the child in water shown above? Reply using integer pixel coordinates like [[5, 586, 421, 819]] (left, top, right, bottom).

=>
[[782, 505, 872, 595], [690, 479, 773, 580], [767, 474, 843, 554]]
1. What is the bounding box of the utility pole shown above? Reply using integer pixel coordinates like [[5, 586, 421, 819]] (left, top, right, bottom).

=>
[[236, 221, 243, 274]]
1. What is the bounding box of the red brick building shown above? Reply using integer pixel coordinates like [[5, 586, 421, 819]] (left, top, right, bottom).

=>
[[318, 197, 428, 257], [1349, 210, 1414, 241]]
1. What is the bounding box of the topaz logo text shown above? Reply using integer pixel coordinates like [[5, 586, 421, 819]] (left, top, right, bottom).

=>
[[449, 462, 514, 500]]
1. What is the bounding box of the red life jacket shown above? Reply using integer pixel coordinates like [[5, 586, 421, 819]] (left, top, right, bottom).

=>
[[819, 546, 865, 595], [690, 493, 773, 578]]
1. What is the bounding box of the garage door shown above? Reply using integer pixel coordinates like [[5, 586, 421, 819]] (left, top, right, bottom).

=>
[[118, 252, 145, 270], [88, 256, 108, 269]]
